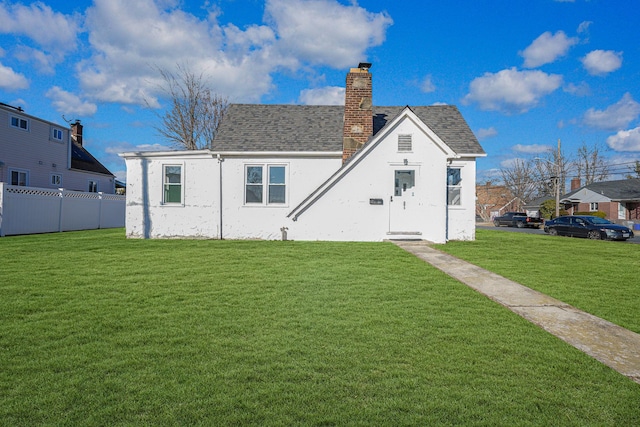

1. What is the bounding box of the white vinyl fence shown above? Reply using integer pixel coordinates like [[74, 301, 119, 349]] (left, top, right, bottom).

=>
[[0, 183, 126, 237]]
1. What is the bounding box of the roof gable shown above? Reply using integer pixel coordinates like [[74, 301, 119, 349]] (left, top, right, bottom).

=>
[[288, 107, 456, 220]]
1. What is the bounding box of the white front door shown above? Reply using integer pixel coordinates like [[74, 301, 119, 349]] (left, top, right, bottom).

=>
[[389, 169, 420, 234]]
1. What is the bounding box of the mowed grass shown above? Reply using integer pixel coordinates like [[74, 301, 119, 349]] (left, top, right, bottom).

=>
[[0, 229, 638, 425], [438, 229, 640, 334]]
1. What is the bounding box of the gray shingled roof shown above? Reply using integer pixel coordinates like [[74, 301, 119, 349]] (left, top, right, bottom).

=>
[[214, 104, 485, 155], [563, 178, 640, 201]]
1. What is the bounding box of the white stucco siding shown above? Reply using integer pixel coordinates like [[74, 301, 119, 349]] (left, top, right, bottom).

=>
[[124, 153, 220, 238], [446, 158, 477, 241], [220, 156, 341, 240], [287, 117, 450, 243]]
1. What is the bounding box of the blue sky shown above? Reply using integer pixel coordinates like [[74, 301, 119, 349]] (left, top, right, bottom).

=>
[[1, 0, 639, 183]]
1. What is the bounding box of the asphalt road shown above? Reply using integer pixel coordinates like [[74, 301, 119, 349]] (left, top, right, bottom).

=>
[[477, 223, 640, 244]]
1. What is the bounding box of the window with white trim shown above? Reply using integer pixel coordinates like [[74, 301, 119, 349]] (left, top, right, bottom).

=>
[[398, 134, 412, 152], [245, 164, 287, 205], [51, 128, 64, 141], [10, 116, 29, 131], [10, 169, 29, 186], [447, 167, 462, 206], [590, 202, 599, 211], [163, 165, 182, 204], [51, 174, 62, 186]]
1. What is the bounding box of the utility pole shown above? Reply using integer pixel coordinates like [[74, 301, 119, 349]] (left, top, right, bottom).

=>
[[555, 139, 560, 218]]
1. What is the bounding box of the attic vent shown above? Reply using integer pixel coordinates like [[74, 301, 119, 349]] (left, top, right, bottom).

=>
[[398, 134, 412, 152]]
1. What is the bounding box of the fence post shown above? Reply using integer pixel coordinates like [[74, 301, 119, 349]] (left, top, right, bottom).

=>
[[58, 188, 64, 232], [0, 183, 5, 237], [98, 192, 103, 229]]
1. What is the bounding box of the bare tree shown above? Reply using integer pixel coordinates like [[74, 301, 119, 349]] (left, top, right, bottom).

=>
[[574, 142, 609, 185], [626, 161, 640, 179], [500, 158, 538, 204], [149, 64, 228, 150], [531, 146, 570, 196]]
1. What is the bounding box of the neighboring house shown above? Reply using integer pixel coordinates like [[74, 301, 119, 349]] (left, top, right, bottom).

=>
[[0, 102, 115, 193], [560, 178, 640, 221], [475, 182, 520, 220], [121, 64, 486, 243], [522, 196, 550, 219]]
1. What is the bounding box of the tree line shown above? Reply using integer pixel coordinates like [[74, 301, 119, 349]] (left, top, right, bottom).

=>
[[499, 142, 640, 205]]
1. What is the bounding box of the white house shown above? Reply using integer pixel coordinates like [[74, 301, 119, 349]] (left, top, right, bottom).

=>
[[121, 64, 486, 243], [0, 102, 116, 193]]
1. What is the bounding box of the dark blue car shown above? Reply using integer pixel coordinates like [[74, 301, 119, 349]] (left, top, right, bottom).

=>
[[544, 215, 634, 241]]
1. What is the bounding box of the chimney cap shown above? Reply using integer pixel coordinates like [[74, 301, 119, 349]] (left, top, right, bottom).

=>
[[358, 62, 372, 71]]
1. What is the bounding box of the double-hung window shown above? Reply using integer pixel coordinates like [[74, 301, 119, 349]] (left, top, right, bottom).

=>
[[590, 202, 599, 211], [245, 164, 287, 205], [10, 116, 29, 131], [163, 165, 182, 204], [447, 167, 462, 206], [88, 180, 98, 193]]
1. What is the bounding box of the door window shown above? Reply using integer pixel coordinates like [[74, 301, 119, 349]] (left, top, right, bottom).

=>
[[394, 170, 415, 196]]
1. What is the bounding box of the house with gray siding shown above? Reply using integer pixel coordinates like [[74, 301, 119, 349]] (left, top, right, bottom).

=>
[[0, 102, 115, 193]]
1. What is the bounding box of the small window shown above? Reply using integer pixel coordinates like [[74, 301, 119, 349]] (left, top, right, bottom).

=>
[[88, 180, 98, 193], [51, 128, 64, 141], [163, 165, 182, 203], [447, 167, 462, 206], [10, 116, 29, 131], [590, 202, 599, 211], [51, 174, 62, 186], [10, 169, 29, 186], [398, 134, 412, 152]]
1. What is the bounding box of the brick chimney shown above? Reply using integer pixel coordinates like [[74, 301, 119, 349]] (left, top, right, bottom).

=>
[[343, 63, 373, 163], [71, 120, 83, 147], [571, 177, 581, 190]]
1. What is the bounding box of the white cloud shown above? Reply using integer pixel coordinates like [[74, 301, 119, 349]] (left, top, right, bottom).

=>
[[500, 157, 527, 168], [463, 67, 563, 113], [0, 62, 29, 90], [420, 75, 435, 93], [583, 93, 640, 131], [476, 127, 497, 139], [513, 144, 553, 154], [606, 127, 640, 152], [77, 0, 392, 106], [298, 86, 344, 105], [563, 81, 590, 96], [520, 31, 578, 68], [581, 50, 623, 76], [265, 0, 392, 69], [577, 21, 592, 34], [45, 86, 98, 116], [0, 2, 80, 71]]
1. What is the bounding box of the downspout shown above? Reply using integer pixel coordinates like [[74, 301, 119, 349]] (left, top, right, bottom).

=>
[[217, 153, 224, 240]]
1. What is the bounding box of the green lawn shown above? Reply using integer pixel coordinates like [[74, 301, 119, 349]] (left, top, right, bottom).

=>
[[437, 229, 640, 334], [1, 229, 639, 425]]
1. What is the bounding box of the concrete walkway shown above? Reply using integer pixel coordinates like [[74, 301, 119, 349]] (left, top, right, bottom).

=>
[[392, 240, 640, 385]]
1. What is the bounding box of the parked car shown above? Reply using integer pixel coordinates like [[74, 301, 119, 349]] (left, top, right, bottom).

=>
[[493, 212, 544, 229], [544, 215, 634, 241]]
